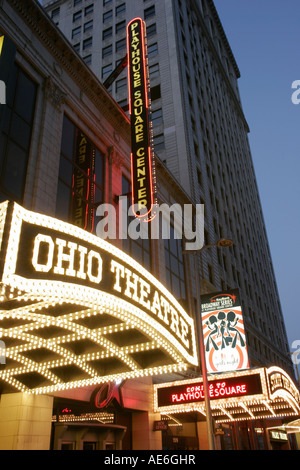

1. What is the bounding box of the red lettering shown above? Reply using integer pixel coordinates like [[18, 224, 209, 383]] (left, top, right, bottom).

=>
[[167, 380, 249, 407]]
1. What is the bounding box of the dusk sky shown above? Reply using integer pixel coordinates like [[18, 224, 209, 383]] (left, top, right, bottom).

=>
[[214, 0, 300, 364]]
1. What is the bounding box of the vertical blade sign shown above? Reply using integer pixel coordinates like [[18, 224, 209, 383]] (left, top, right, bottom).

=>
[[72, 130, 95, 232], [127, 18, 154, 219]]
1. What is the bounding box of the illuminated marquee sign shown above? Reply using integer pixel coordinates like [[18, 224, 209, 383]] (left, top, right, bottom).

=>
[[156, 374, 262, 408], [15, 225, 193, 354], [127, 18, 155, 219], [267, 367, 300, 405], [154, 367, 300, 423], [0, 202, 197, 393], [201, 289, 249, 373]]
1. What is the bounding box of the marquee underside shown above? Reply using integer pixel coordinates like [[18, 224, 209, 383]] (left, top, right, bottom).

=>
[[161, 396, 300, 425], [0, 286, 190, 394], [0, 201, 198, 394]]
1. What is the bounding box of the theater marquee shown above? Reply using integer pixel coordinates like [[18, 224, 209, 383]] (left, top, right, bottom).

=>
[[154, 367, 300, 424], [0, 201, 197, 394]]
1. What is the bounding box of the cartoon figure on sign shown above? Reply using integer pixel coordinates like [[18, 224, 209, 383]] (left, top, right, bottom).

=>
[[226, 311, 245, 348], [204, 309, 248, 372], [218, 311, 227, 349], [205, 315, 219, 352]]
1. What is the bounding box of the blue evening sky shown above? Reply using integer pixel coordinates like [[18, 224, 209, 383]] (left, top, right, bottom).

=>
[[213, 0, 300, 358]]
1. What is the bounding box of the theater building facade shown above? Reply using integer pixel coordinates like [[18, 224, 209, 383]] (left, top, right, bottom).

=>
[[0, 0, 299, 451]]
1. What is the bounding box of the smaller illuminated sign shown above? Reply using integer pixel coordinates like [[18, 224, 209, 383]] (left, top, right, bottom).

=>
[[267, 367, 300, 404], [201, 289, 249, 373], [153, 420, 168, 431], [154, 367, 300, 423], [157, 374, 262, 408], [91, 382, 123, 410], [269, 430, 288, 441], [127, 18, 155, 220]]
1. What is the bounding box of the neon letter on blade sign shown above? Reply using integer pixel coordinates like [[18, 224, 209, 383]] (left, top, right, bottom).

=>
[[127, 18, 154, 219]]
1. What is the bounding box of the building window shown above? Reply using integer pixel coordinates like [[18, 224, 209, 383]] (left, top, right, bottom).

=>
[[116, 38, 126, 53], [102, 63, 112, 79], [150, 84, 161, 101], [151, 108, 163, 126], [144, 6, 155, 19], [153, 133, 164, 151], [103, 0, 112, 5], [146, 23, 156, 37], [116, 3, 126, 16], [102, 44, 112, 58], [84, 20, 93, 33], [149, 63, 159, 79], [117, 98, 128, 111], [208, 264, 214, 285], [73, 43, 80, 53], [103, 27, 113, 40], [116, 20, 126, 34], [51, 7, 60, 19], [164, 226, 186, 303], [73, 10, 82, 22], [103, 10, 113, 23], [56, 115, 104, 232], [83, 37, 92, 50], [147, 43, 158, 57], [74, 0, 82, 6], [85, 4, 94, 16], [72, 26, 81, 39], [0, 64, 37, 203], [121, 175, 151, 270], [83, 55, 92, 65], [116, 77, 127, 93]]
